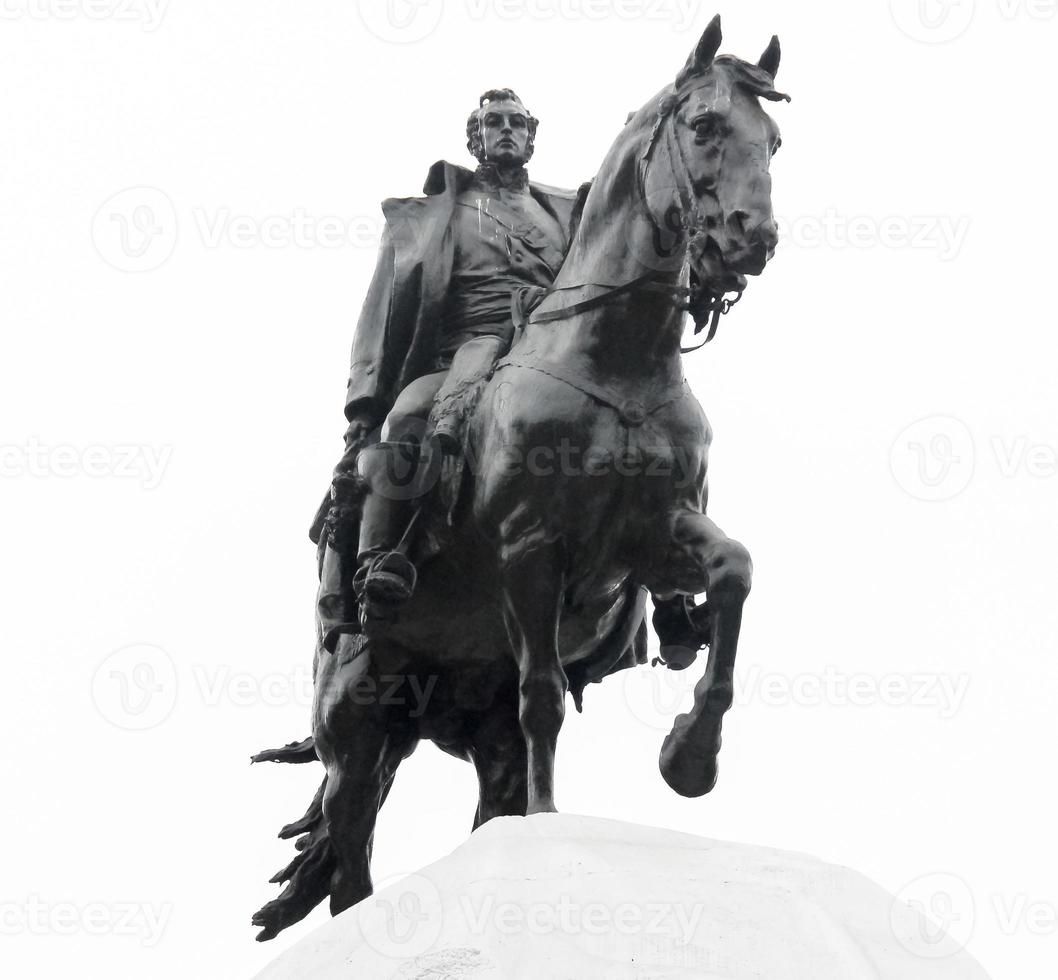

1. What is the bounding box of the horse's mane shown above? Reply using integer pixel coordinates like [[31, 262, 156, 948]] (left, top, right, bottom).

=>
[[688, 54, 791, 104]]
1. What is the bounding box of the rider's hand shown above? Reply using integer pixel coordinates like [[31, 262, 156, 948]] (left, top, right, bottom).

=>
[[344, 411, 376, 448], [334, 412, 376, 477]]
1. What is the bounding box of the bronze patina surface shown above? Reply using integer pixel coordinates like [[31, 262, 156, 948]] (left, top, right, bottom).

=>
[[254, 17, 788, 940]]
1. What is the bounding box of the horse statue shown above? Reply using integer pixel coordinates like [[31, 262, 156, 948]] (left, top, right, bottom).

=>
[[252, 15, 788, 941]]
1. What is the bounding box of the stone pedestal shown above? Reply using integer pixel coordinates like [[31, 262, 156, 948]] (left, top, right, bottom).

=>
[[254, 813, 990, 979]]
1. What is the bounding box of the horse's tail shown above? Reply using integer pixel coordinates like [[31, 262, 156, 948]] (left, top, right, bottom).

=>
[[250, 737, 336, 942]]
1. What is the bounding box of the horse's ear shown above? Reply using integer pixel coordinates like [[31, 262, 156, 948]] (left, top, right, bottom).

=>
[[676, 14, 722, 88], [758, 35, 781, 78]]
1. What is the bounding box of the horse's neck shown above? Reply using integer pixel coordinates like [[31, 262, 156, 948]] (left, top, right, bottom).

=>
[[527, 156, 689, 383]]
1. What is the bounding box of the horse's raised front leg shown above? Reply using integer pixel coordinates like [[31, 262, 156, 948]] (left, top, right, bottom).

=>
[[313, 635, 418, 915], [653, 509, 752, 798], [499, 540, 567, 815]]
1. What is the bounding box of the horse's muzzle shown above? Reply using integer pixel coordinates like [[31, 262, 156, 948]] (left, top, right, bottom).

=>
[[715, 214, 778, 277]]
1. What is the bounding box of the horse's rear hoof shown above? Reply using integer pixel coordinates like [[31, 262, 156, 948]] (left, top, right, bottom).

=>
[[525, 802, 559, 816]]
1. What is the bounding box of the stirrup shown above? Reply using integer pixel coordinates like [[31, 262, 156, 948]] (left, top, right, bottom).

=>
[[353, 551, 417, 607]]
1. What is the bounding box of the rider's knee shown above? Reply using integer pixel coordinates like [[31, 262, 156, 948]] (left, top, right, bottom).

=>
[[381, 410, 424, 443], [380, 374, 445, 442], [456, 335, 504, 364]]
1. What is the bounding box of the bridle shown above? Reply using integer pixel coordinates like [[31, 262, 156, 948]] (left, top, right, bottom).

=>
[[517, 86, 744, 351]]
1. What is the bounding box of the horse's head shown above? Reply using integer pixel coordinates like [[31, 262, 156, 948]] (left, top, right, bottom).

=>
[[633, 15, 788, 317]]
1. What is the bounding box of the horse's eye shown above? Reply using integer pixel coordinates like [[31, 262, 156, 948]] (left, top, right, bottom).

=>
[[692, 115, 718, 143]]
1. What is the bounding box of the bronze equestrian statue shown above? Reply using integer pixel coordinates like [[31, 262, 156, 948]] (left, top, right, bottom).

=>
[[253, 16, 788, 941]]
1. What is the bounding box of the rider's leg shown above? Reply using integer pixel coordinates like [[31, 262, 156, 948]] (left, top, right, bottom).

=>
[[429, 335, 507, 453], [355, 372, 446, 608]]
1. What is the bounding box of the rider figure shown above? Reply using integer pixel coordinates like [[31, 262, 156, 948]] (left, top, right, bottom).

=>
[[316, 87, 712, 664], [329, 89, 579, 624]]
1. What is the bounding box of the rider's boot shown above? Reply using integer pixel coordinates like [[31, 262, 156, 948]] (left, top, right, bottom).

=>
[[352, 441, 421, 621]]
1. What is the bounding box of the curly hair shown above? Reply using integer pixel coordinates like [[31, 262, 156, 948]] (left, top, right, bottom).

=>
[[465, 88, 539, 164]]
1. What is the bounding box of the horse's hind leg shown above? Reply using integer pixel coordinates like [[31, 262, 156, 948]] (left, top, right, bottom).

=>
[[651, 509, 752, 798], [469, 689, 528, 829], [499, 542, 567, 815], [320, 734, 414, 916], [314, 638, 418, 916]]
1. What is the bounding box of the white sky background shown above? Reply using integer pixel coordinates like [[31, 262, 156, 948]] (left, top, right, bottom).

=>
[[2, 1, 1056, 977]]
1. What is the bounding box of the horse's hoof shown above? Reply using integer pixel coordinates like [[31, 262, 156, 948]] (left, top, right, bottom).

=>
[[525, 802, 559, 816], [659, 734, 720, 798]]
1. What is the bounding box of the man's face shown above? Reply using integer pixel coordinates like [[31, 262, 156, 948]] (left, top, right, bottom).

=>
[[478, 99, 531, 166]]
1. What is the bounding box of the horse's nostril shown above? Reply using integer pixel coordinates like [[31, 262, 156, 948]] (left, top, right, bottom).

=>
[[726, 210, 750, 237], [748, 218, 778, 252]]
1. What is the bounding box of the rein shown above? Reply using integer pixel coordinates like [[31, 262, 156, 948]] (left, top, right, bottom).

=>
[[515, 89, 744, 351]]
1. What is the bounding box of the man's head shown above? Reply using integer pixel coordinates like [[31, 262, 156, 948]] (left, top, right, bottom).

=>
[[465, 89, 538, 167]]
